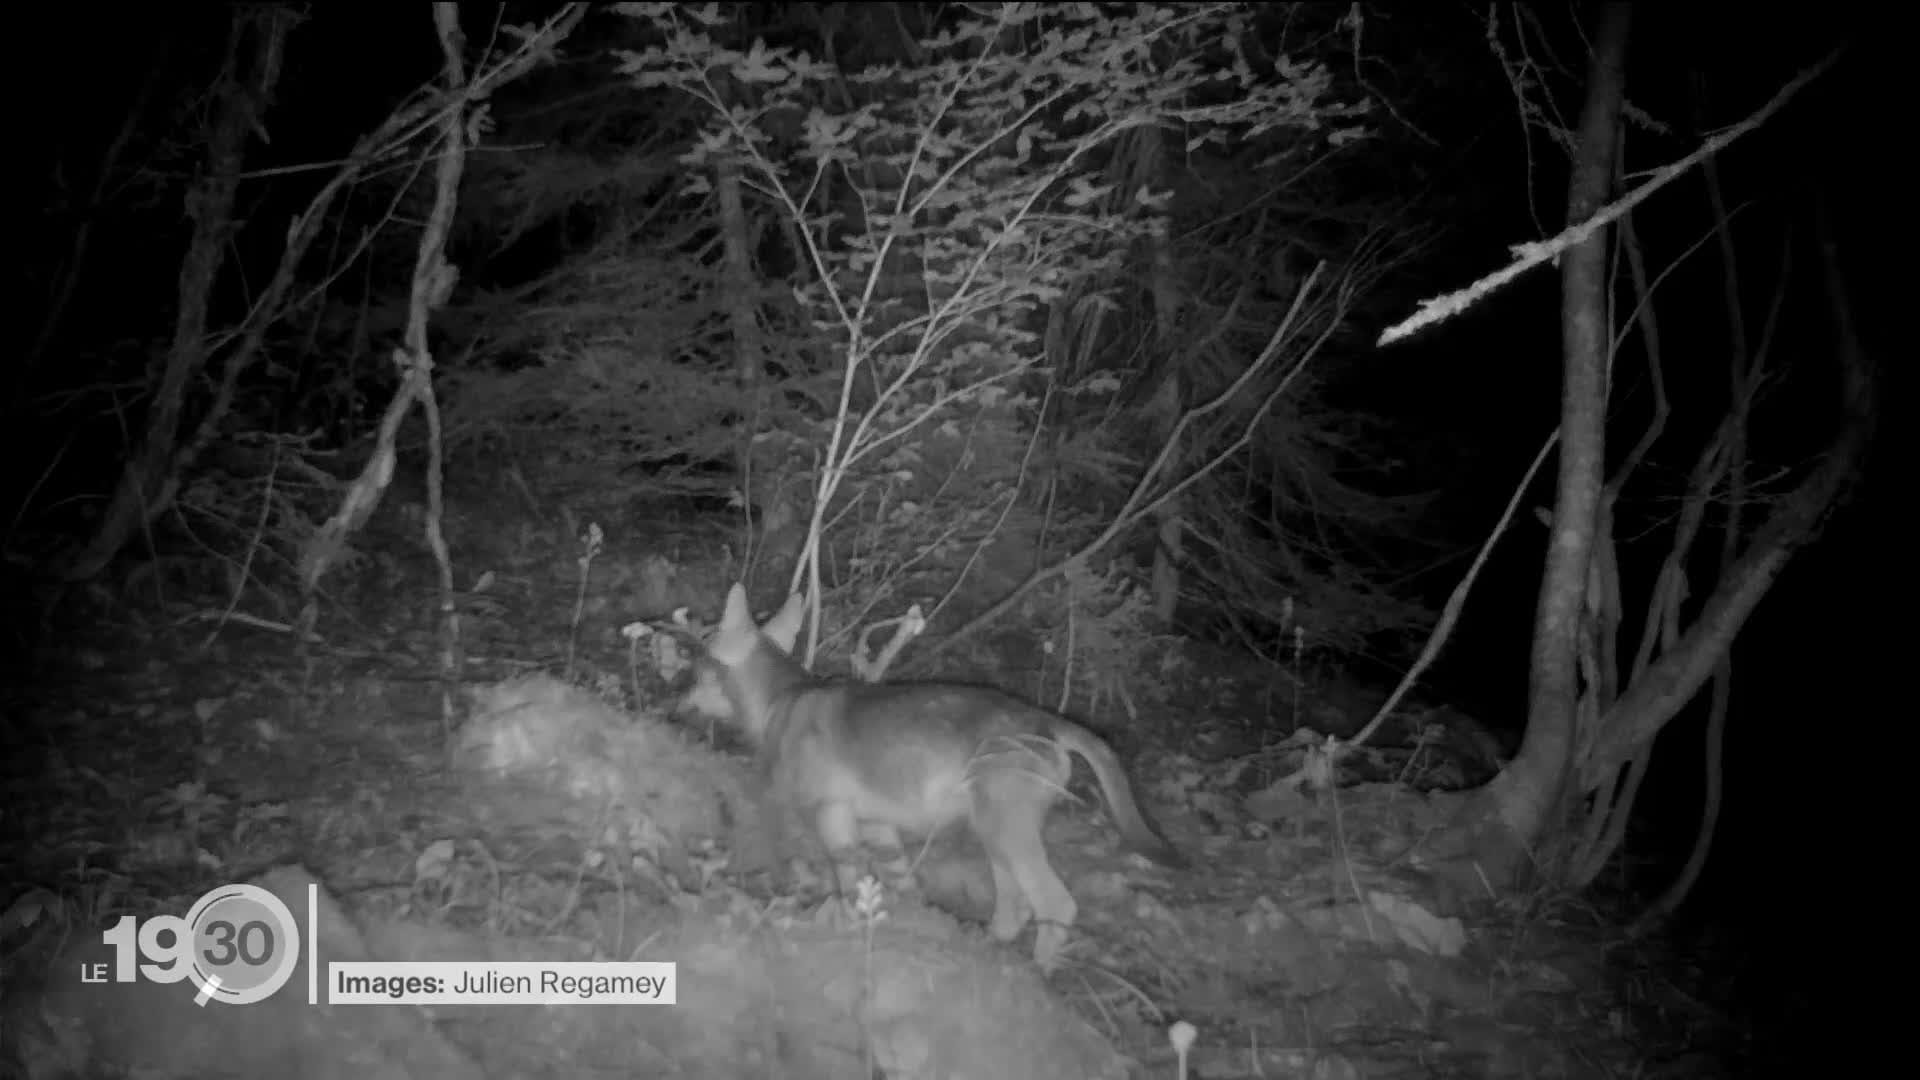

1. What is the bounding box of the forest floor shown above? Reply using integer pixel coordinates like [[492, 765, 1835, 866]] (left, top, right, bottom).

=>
[[0, 491, 1749, 1078]]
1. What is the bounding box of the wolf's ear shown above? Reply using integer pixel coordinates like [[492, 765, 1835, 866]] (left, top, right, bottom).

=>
[[762, 590, 807, 654], [720, 582, 755, 635]]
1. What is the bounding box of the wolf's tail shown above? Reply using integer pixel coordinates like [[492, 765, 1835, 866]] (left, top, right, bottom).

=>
[[1051, 721, 1188, 868]]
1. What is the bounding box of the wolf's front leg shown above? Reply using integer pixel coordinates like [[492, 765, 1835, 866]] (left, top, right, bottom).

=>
[[858, 821, 921, 896], [812, 801, 871, 905]]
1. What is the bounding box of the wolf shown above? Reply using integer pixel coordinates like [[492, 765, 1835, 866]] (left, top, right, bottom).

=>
[[681, 582, 1185, 971]]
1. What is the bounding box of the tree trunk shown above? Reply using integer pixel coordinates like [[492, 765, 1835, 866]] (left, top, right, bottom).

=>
[[60, 8, 293, 581], [1143, 124, 1184, 627], [1442, 2, 1633, 886], [716, 156, 795, 561], [1440, 10, 1875, 904], [21, 53, 166, 390]]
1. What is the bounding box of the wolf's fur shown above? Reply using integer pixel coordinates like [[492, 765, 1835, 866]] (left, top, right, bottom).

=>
[[684, 583, 1184, 971]]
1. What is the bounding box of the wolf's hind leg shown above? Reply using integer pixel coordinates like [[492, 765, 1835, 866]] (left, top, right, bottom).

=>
[[971, 771, 1076, 971]]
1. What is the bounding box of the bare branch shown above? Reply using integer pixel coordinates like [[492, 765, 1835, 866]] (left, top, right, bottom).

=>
[[1378, 46, 1843, 347]]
